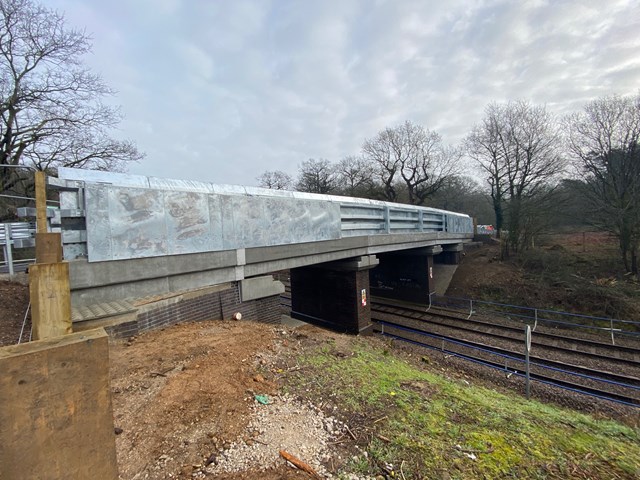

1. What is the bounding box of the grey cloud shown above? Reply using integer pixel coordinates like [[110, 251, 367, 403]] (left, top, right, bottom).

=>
[[39, 0, 640, 186]]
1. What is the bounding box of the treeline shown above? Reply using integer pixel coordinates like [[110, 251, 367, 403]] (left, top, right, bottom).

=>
[[256, 123, 495, 225], [258, 93, 640, 276]]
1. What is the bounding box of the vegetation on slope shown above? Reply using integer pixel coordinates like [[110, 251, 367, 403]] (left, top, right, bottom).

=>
[[449, 232, 640, 321], [285, 338, 640, 479]]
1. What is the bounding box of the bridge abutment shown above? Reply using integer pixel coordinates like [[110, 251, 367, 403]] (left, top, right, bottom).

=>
[[370, 246, 441, 303], [436, 243, 464, 265], [290, 255, 379, 334]]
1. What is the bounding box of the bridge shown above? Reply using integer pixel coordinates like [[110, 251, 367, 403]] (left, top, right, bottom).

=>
[[43, 167, 474, 335]]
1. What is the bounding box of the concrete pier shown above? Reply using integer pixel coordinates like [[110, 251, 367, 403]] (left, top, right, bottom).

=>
[[291, 255, 378, 334]]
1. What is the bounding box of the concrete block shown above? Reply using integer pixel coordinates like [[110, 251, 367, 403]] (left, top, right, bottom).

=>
[[0, 328, 118, 479], [241, 275, 285, 301]]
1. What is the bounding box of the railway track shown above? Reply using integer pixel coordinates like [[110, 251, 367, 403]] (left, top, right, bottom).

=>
[[279, 285, 640, 407], [376, 323, 639, 406], [372, 301, 640, 366], [372, 303, 640, 407]]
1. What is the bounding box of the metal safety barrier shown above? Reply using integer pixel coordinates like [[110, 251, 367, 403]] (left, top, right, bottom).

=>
[[0, 222, 36, 276], [50, 167, 474, 262]]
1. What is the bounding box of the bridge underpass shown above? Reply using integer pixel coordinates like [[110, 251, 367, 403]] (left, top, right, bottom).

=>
[[46, 168, 473, 336]]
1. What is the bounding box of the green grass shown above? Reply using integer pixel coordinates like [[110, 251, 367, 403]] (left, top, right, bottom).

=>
[[287, 340, 640, 479]]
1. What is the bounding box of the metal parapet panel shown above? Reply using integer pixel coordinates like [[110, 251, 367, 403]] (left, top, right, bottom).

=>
[[54, 168, 473, 263]]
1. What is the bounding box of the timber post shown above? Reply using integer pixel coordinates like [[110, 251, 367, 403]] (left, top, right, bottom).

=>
[[29, 170, 72, 340]]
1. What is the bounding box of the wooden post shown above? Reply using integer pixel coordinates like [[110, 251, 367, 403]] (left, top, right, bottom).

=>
[[30, 169, 72, 339], [29, 262, 72, 340], [34, 171, 47, 234], [35, 232, 63, 264]]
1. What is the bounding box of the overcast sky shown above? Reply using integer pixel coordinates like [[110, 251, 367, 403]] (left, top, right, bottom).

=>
[[42, 0, 640, 187]]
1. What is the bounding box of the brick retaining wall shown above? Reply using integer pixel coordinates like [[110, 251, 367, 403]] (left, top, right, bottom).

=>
[[105, 282, 282, 338]]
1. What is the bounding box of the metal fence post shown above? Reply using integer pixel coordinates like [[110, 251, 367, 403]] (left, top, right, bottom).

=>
[[426, 291, 434, 312], [525, 325, 531, 400], [610, 318, 615, 346], [6, 224, 14, 276], [384, 206, 391, 233]]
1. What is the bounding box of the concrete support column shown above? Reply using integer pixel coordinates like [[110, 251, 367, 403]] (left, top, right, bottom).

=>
[[437, 243, 464, 265], [370, 246, 442, 303], [291, 255, 378, 334]]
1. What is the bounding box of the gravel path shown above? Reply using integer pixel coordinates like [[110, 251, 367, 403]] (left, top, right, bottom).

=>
[[205, 394, 344, 478]]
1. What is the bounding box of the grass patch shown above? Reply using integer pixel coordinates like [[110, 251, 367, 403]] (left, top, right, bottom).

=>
[[287, 340, 640, 479]]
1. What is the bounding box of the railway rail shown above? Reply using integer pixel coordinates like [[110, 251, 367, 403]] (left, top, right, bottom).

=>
[[372, 302, 640, 366], [373, 313, 640, 386], [372, 303, 640, 408], [279, 285, 640, 407], [376, 322, 639, 406]]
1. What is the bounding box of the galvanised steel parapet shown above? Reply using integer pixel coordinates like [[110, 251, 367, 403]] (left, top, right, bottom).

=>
[[51, 167, 473, 263]]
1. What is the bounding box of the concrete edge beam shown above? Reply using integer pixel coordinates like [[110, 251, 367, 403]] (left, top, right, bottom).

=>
[[70, 249, 238, 289], [71, 266, 239, 307], [243, 232, 471, 265]]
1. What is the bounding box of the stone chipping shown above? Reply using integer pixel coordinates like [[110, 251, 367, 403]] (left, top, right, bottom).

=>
[[205, 393, 343, 477]]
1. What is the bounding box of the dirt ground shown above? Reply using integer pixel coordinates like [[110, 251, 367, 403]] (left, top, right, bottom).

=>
[[0, 275, 30, 346], [109, 320, 324, 479], [445, 240, 516, 297]]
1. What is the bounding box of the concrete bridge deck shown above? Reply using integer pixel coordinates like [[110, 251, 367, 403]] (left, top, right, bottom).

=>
[[45, 168, 474, 334]]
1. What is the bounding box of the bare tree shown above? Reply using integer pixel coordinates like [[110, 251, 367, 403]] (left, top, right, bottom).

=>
[[334, 155, 374, 197], [466, 101, 564, 253], [429, 175, 494, 223], [465, 104, 507, 236], [565, 93, 640, 274], [256, 170, 293, 190], [296, 158, 336, 194], [362, 120, 459, 205], [0, 0, 143, 202], [362, 127, 399, 202]]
